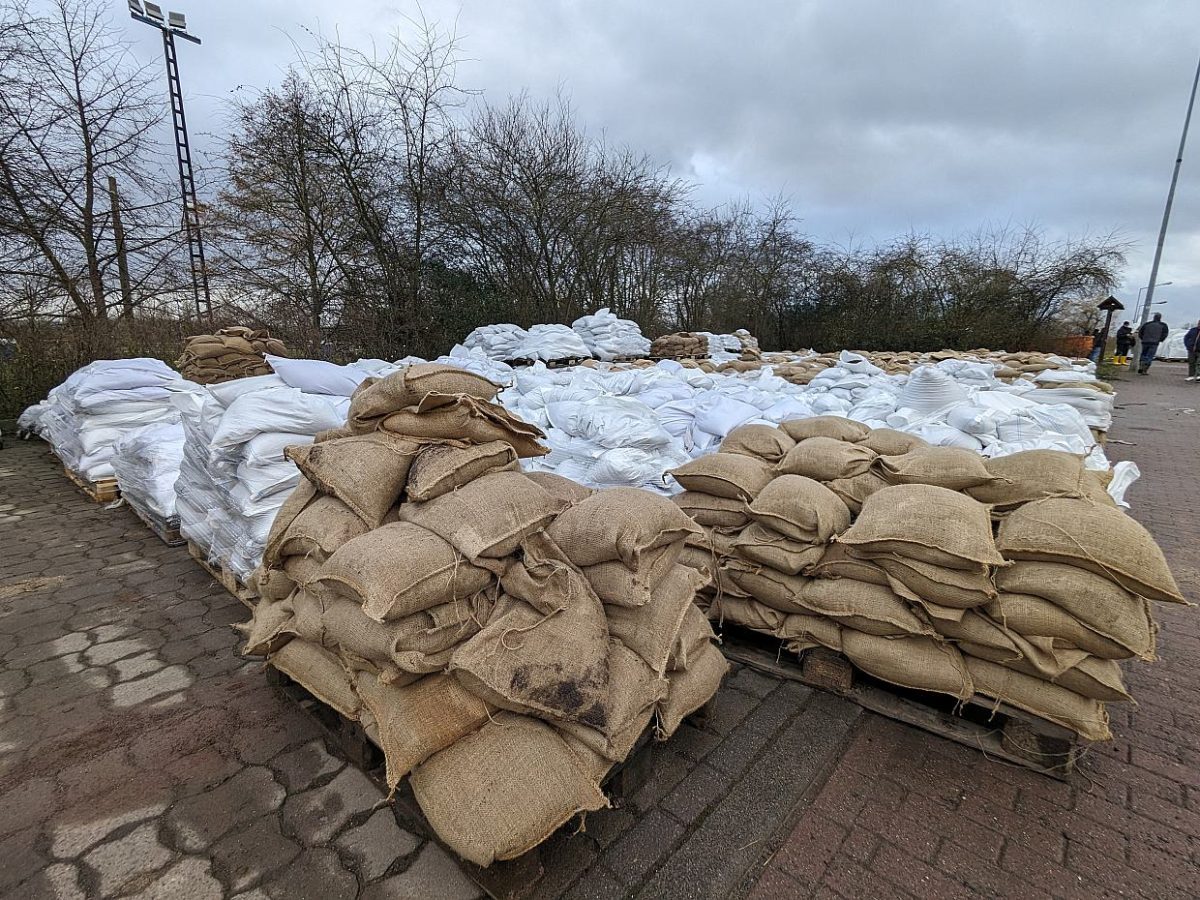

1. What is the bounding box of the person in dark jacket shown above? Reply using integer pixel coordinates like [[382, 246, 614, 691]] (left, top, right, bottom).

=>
[[1114, 321, 1134, 365], [1186, 320, 1200, 381], [1137, 313, 1169, 373]]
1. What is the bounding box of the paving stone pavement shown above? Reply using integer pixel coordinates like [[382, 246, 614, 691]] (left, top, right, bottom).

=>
[[749, 363, 1200, 900], [2, 364, 1197, 899]]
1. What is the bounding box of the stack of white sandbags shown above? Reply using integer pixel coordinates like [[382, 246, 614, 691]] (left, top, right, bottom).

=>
[[463, 323, 530, 360], [38, 359, 192, 481], [174, 375, 349, 580], [1027, 369, 1115, 431], [510, 324, 592, 362], [112, 421, 187, 526], [571, 308, 651, 360], [433, 346, 517, 387]]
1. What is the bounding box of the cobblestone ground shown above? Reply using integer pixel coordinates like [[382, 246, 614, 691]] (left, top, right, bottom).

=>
[[2, 363, 1197, 899], [750, 362, 1200, 900]]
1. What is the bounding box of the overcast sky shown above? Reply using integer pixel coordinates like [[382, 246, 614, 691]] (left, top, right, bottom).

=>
[[124, 0, 1200, 325]]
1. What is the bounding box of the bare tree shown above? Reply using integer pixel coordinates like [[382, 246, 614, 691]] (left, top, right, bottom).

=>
[[211, 73, 357, 355], [0, 0, 183, 346]]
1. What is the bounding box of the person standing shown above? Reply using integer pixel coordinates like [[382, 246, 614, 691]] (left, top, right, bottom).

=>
[[1137, 313, 1170, 374], [1115, 321, 1134, 365], [1088, 328, 1105, 363], [1186, 320, 1200, 381]]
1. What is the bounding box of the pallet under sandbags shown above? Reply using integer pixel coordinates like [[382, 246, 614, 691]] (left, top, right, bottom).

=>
[[240, 364, 729, 867], [673, 417, 1183, 749]]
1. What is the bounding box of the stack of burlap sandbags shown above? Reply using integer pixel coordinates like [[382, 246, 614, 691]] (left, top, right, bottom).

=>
[[178, 326, 288, 384], [651, 332, 709, 358], [240, 363, 726, 867], [669, 418, 1184, 743]]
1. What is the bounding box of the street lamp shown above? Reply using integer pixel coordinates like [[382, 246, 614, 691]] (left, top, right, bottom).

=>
[[1134, 281, 1172, 322], [129, 2, 212, 323]]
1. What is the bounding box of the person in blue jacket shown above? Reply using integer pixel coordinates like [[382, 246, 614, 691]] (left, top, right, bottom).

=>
[[1186, 320, 1200, 381]]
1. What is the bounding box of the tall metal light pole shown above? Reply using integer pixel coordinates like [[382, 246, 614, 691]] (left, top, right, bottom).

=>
[[1131, 54, 1200, 372], [129, 1, 212, 324]]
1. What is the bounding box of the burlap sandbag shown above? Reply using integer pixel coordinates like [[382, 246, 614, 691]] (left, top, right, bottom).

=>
[[405, 441, 519, 503], [998, 498, 1184, 603], [708, 596, 843, 651], [580, 542, 684, 608], [410, 713, 608, 867], [355, 672, 493, 789], [261, 478, 319, 568], [718, 424, 796, 463], [995, 561, 1156, 655], [251, 565, 296, 603], [780, 416, 870, 443], [314, 523, 493, 621], [871, 555, 996, 609], [316, 591, 491, 677], [799, 578, 932, 637], [932, 609, 1086, 678], [673, 491, 750, 529], [963, 656, 1110, 742], [841, 630, 973, 701], [555, 640, 667, 761], [668, 602, 718, 671], [381, 394, 546, 458], [956, 643, 1130, 703], [966, 450, 1088, 511], [287, 433, 420, 527], [349, 363, 500, 431], [524, 471, 593, 504], [837, 485, 1005, 570], [808, 543, 892, 588], [547, 487, 701, 568], [274, 495, 370, 564], [269, 639, 361, 719], [875, 446, 997, 491], [747, 475, 851, 542], [725, 565, 809, 613], [313, 424, 355, 443], [238, 593, 296, 656], [857, 428, 928, 456], [607, 566, 706, 675], [451, 589, 611, 728], [657, 641, 729, 736], [499, 531, 601, 616], [399, 471, 565, 561], [669, 454, 775, 501], [987, 593, 1140, 660], [732, 523, 825, 576], [282, 554, 322, 587], [825, 470, 892, 515], [778, 437, 876, 482]]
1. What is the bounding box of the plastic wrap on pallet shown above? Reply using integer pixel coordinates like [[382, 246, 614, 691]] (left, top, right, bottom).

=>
[[112, 422, 186, 522]]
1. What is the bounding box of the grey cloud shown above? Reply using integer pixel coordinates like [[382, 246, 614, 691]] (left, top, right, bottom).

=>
[[122, 0, 1200, 319]]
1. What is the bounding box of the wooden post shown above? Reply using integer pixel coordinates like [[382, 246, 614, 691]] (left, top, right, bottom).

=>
[[107, 176, 134, 318]]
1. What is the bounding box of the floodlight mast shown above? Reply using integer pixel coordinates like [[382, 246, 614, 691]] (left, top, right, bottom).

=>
[[129, 1, 211, 323]]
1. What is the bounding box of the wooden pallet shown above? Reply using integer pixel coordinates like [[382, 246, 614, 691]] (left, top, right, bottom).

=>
[[717, 626, 1083, 779], [127, 503, 185, 547], [60, 462, 120, 503], [502, 356, 591, 370], [186, 541, 257, 609], [267, 665, 714, 899]]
